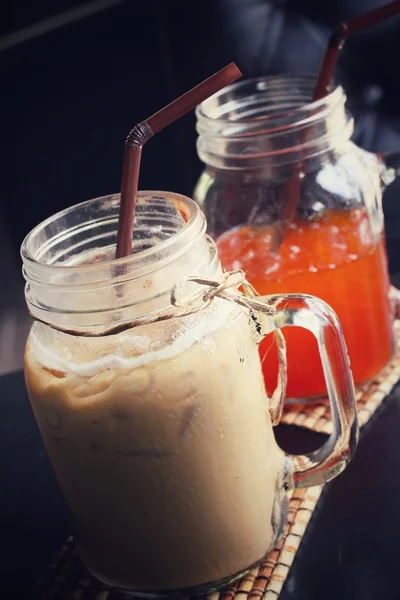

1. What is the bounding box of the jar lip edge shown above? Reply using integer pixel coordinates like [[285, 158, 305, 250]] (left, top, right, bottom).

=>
[[21, 191, 202, 273], [196, 74, 342, 124]]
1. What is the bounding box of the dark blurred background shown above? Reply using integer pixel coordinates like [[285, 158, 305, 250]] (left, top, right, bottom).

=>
[[2, 0, 400, 372]]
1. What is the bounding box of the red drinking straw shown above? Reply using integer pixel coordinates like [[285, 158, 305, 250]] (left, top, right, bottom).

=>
[[116, 63, 242, 259], [313, 0, 400, 101]]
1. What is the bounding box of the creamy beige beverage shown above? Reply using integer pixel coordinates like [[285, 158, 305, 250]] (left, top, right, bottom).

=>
[[25, 303, 287, 591]]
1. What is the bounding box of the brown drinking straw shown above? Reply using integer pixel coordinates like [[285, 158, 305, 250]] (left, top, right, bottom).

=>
[[313, 0, 400, 101], [115, 63, 242, 259], [277, 0, 400, 251]]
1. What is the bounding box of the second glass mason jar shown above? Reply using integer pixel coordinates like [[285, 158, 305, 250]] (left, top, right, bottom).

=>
[[22, 191, 357, 596], [195, 75, 396, 399]]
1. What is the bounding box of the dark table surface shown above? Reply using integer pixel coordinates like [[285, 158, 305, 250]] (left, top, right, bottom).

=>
[[2, 369, 400, 600]]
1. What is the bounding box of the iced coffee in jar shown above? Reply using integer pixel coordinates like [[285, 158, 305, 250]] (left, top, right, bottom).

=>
[[22, 191, 357, 596]]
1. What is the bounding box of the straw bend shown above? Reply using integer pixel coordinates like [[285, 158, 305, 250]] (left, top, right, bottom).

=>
[[314, 0, 400, 101], [126, 121, 154, 148]]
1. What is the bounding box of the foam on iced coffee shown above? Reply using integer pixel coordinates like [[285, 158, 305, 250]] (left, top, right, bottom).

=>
[[28, 294, 238, 377], [28, 231, 232, 378]]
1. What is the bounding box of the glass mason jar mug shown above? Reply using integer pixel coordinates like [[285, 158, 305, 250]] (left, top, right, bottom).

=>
[[195, 75, 396, 400], [22, 192, 358, 596]]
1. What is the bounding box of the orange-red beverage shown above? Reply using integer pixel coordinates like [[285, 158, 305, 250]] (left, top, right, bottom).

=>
[[217, 207, 394, 398]]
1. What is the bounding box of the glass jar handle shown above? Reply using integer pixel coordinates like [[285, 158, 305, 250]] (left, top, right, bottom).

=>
[[259, 293, 359, 489]]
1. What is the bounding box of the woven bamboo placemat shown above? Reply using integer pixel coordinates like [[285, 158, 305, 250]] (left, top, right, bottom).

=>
[[281, 319, 400, 435]]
